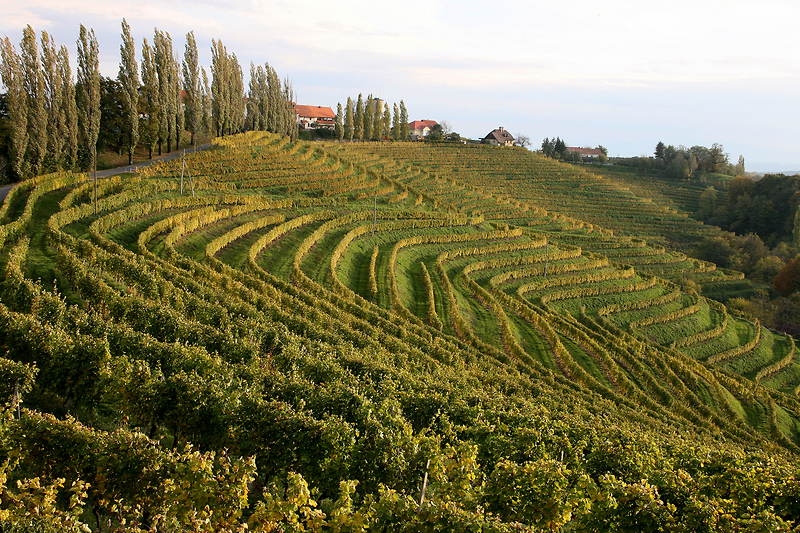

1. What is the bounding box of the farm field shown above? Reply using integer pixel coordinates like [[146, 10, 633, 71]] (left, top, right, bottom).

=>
[[1, 132, 799, 530]]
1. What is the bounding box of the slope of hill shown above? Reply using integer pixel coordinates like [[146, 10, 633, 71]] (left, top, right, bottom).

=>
[[0, 132, 798, 530]]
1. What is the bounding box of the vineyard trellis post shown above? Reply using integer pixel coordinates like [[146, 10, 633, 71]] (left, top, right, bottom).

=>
[[417, 459, 430, 512]]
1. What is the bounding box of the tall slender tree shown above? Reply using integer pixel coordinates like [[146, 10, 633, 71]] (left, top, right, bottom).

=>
[[58, 45, 78, 169], [0, 37, 29, 179], [21, 25, 47, 176], [182, 31, 201, 148], [77, 24, 100, 172], [201, 67, 212, 138], [154, 29, 176, 153], [363, 94, 373, 141], [229, 53, 245, 134], [40, 30, 65, 171], [173, 53, 184, 150], [118, 19, 138, 165], [334, 102, 343, 141], [210, 39, 230, 136], [354, 93, 363, 140], [381, 102, 391, 141], [266, 64, 280, 133], [391, 102, 399, 141], [372, 98, 382, 141], [139, 37, 159, 159], [344, 96, 353, 141], [399, 100, 409, 139], [247, 62, 260, 131]]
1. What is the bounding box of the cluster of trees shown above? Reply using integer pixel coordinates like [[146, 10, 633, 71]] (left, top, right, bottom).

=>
[[0, 21, 297, 181], [692, 173, 800, 334], [334, 94, 408, 142], [615, 142, 744, 179], [540, 137, 570, 159], [698, 174, 800, 247]]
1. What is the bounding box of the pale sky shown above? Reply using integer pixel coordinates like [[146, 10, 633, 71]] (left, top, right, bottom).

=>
[[3, 0, 799, 171]]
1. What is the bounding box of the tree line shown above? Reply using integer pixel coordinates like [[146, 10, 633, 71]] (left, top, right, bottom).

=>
[[614, 142, 745, 179], [0, 21, 299, 181], [334, 94, 408, 142]]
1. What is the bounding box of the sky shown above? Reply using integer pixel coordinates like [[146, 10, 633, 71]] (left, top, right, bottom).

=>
[[2, 0, 799, 172]]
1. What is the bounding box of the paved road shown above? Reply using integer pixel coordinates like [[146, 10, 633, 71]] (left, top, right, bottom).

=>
[[95, 143, 212, 178], [0, 143, 213, 203]]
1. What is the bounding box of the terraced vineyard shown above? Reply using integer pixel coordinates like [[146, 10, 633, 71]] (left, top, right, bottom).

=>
[[2, 132, 800, 530]]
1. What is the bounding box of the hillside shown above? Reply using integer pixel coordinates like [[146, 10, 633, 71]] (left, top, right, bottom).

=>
[[1, 132, 799, 530]]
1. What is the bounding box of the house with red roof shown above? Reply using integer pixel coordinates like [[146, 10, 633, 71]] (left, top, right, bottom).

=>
[[295, 105, 336, 130], [409, 119, 438, 140], [483, 127, 514, 146]]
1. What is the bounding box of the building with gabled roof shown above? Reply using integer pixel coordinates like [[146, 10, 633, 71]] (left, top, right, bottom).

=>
[[295, 104, 336, 130], [409, 119, 438, 139], [484, 127, 514, 146]]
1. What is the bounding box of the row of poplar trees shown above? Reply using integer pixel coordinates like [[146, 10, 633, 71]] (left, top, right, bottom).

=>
[[334, 94, 409, 142], [0, 20, 298, 181]]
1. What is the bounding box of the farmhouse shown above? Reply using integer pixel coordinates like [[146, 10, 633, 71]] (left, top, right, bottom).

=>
[[295, 104, 336, 130], [409, 119, 438, 140], [567, 147, 604, 161], [484, 127, 514, 146]]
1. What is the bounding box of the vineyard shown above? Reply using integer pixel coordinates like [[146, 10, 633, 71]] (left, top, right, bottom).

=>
[[1, 131, 800, 531]]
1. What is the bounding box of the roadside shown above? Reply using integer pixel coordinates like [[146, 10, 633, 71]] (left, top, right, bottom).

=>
[[0, 143, 213, 202]]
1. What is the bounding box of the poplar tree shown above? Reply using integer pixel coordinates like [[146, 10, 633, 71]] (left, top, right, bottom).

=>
[[354, 93, 363, 140], [77, 24, 100, 172], [182, 31, 201, 148], [139, 37, 159, 159], [363, 94, 373, 141], [154, 29, 176, 153], [174, 53, 184, 150], [391, 102, 399, 141], [0, 37, 29, 178], [281, 77, 297, 140], [58, 45, 78, 169], [399, 100, 409, 139], [210, 39, 230, 136], [40, 30, 65, 171], [334, 102, 343, 140], [372, 98, 382, 141], [256, 64, 268, 130], [247, 62, 260, 131], [201, 67, 212, 138], [266, 64, 280, 133], [21, 25, 47, 176], [344, 97, 353, 141], [230, 53, 245, 134], [381, 103, 391, 141], [118, 19, 138, 164]]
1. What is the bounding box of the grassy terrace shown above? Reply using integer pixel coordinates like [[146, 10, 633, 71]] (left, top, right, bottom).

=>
[[3, 131, 800, 529]]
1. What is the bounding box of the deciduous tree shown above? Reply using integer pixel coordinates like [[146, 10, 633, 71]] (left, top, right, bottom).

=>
[[344, 97, 353, 141], [335, 102, 343, 141], [21, 25, 47, 176], [399, 100, 408, 139], [118, 19, 138, 164], [0, 36, 29, 178], [76, 24, 100, 171], [183, 31, 201, 148]]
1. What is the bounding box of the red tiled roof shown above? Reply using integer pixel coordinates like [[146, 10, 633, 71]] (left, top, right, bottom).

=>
[[295, 105, 336, 119], [409, 119, 437, 130]]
